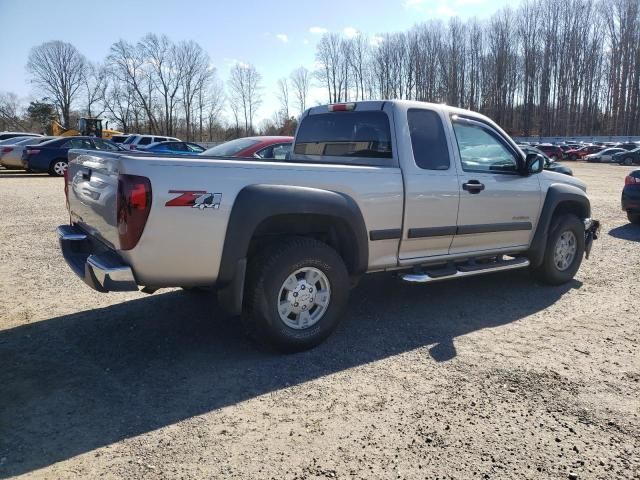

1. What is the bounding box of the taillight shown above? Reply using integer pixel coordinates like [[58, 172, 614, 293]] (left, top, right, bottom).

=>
[[328, 103, 356, 112], [130, 145, 136, 150], [625, 175, 640, 186], [117, 174, 152, 250], [1, 147, 13, 153]]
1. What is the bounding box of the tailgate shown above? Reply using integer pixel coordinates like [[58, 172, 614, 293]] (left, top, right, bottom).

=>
[[67, 150, 121, 249]]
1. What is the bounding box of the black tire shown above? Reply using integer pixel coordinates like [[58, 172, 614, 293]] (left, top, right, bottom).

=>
[[570, 154, 577, 160], [48, 159, 67, 177], [627, 212, 640, 224], [623, 157, 634, 166], [244, 237, 349, 352], [531, 214, 585, 285]]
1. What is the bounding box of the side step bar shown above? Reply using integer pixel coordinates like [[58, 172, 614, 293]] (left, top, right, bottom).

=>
[[401, 257, 530, 283]]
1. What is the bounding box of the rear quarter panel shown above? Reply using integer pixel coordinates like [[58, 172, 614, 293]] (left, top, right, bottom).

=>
[[115, 156, 404, 287]]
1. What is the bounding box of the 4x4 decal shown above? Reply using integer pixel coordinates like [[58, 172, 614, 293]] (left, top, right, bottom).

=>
[[166, 190, 222, 209]]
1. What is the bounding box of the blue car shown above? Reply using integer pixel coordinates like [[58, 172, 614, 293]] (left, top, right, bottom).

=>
[[144, 141, 205, 155], [23, 136, 122, 176]]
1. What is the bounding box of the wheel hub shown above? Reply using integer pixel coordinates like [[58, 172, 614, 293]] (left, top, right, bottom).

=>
[[554, 230, 577, 271], [277, 267, 331, 330]]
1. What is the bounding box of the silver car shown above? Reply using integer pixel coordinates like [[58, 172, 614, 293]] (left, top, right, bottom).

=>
[[0, 136, 59, 169]]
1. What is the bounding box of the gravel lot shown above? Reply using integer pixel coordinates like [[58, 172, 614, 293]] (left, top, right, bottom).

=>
[[0, 163, 638, 480]]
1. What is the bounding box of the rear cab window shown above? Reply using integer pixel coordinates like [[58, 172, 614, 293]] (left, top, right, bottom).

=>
[[294, 110, 393, 165], [407, 109, 450, 170]]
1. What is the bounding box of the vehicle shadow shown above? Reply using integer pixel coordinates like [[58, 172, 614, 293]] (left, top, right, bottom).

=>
[[608, 223, 640, 242], [0, 271, 580, 477], [0, 171, 49, 178]]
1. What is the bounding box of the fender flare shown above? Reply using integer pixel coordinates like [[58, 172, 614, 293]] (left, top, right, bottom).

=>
[[216, 184, 369, 313], [527, 184, 591, 268]]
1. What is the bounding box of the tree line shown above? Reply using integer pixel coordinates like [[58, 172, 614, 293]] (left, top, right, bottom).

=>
[[1, 0, 638, 140], [312, 0, 640, 137]]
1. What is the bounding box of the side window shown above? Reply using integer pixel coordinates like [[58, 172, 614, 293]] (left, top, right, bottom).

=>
[[169, 142, 188, 151], [93, 139, 119, 151], [407, 109, 450, 170], [138, 137, 152, 146], [452, 120, 519, 173], [256, 145, 274, 158], [187, 143, 204, 152], [154, 137, 168, 143], [273, 143, 292, 159]]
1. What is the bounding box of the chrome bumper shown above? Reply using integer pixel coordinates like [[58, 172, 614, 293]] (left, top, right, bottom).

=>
[[57, 225, 138, 292]]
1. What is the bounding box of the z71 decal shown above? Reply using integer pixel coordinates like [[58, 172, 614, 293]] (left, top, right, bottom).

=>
[[166, 190, 222, 209]]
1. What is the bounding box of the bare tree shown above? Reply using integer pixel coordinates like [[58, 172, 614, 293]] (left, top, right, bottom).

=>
[[275, 77, 290, 125], [140, 34, 183, 136], [84, 63, 107, 118], [176, 40, 211, 140], [290, 66, 310, 114], [26, 41, 87, 128], [228, 63, 262, 135]]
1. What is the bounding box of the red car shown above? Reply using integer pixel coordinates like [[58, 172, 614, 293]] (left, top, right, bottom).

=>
[[535, 144, 564, 160], [565, 145, 603, 160], [202, 136, 293, 159]]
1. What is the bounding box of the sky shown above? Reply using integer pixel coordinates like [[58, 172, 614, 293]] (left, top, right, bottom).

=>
[[0, 0, 519, 124]]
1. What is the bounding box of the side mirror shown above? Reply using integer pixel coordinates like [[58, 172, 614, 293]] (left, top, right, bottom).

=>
[[523, 153, 544, 175]]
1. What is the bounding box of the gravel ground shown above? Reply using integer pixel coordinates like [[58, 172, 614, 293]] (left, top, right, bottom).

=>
[[0, 163, 638, 480]]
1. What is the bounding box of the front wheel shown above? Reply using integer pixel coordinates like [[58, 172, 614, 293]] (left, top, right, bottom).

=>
[[244, 237, 349, 352], [531, 214, 585, 285], [623, 157, 634, 166], [48, 159, 68, 177]]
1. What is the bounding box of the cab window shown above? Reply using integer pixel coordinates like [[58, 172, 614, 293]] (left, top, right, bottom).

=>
[[452, 120, 519, 173], [407, 109, 450, 170]]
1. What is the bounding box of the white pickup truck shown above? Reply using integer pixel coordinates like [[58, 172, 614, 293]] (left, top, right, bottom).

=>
[[58, 100, 599, 351]]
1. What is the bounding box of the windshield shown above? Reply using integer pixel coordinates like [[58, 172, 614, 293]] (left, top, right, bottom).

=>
[[202, 138, 260, 156]]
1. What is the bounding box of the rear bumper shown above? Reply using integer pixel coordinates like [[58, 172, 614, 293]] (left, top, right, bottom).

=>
[[57, 225, 138, 292]]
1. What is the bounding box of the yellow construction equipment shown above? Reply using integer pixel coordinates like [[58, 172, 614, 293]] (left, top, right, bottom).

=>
[[51, 118, 122, 140]]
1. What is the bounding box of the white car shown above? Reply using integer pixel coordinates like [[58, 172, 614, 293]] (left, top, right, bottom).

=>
[[122, 134, 181, 151], [585, 147, 626, 163], [0, 136, 59, 169]]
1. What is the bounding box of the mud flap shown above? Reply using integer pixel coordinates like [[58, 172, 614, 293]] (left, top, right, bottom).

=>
[[584, 220, 600, 259]]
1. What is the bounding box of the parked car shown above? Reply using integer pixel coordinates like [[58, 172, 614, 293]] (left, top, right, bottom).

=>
[[122, 134, 181, 150], [622, 170, 640, 224], [521, 146, 573, 176], [564, 145, 603, 160], [0, 132, 43, 141], [613, 148, 640, 166], [535, 144, 564, 160], [201, 136, 293, 159], [58, 100, 599, 352], [23, 136, 122, 176], [144, 141, 205, 155], [585, 148, 626, 163], [0, 136, 59, 169], [110, 134, 131, 144], [614, 142, 639, 151]]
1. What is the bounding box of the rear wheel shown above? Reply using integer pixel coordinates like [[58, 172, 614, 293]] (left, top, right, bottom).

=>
[[532, 214, 585, 285], [48, 159, 67, 177], [244, 237, 349, 352], [628, 212, 640, 224], [570, 154, 577, 160], [623, 157, 634, 166]]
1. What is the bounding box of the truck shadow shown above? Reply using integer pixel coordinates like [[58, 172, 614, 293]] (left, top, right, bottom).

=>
[[608, 223, 640, 242], [0, 271, 579, 477]]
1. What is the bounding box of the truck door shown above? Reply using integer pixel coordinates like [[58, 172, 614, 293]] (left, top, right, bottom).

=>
[[448, 116, 542, 254], [398, 108, 460, 260]]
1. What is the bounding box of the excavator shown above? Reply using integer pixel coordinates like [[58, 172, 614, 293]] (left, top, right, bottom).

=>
[[52, 118, 122, 140]]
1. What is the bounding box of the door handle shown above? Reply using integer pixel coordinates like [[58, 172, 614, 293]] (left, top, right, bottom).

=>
[[462, 180, 485, 194]]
